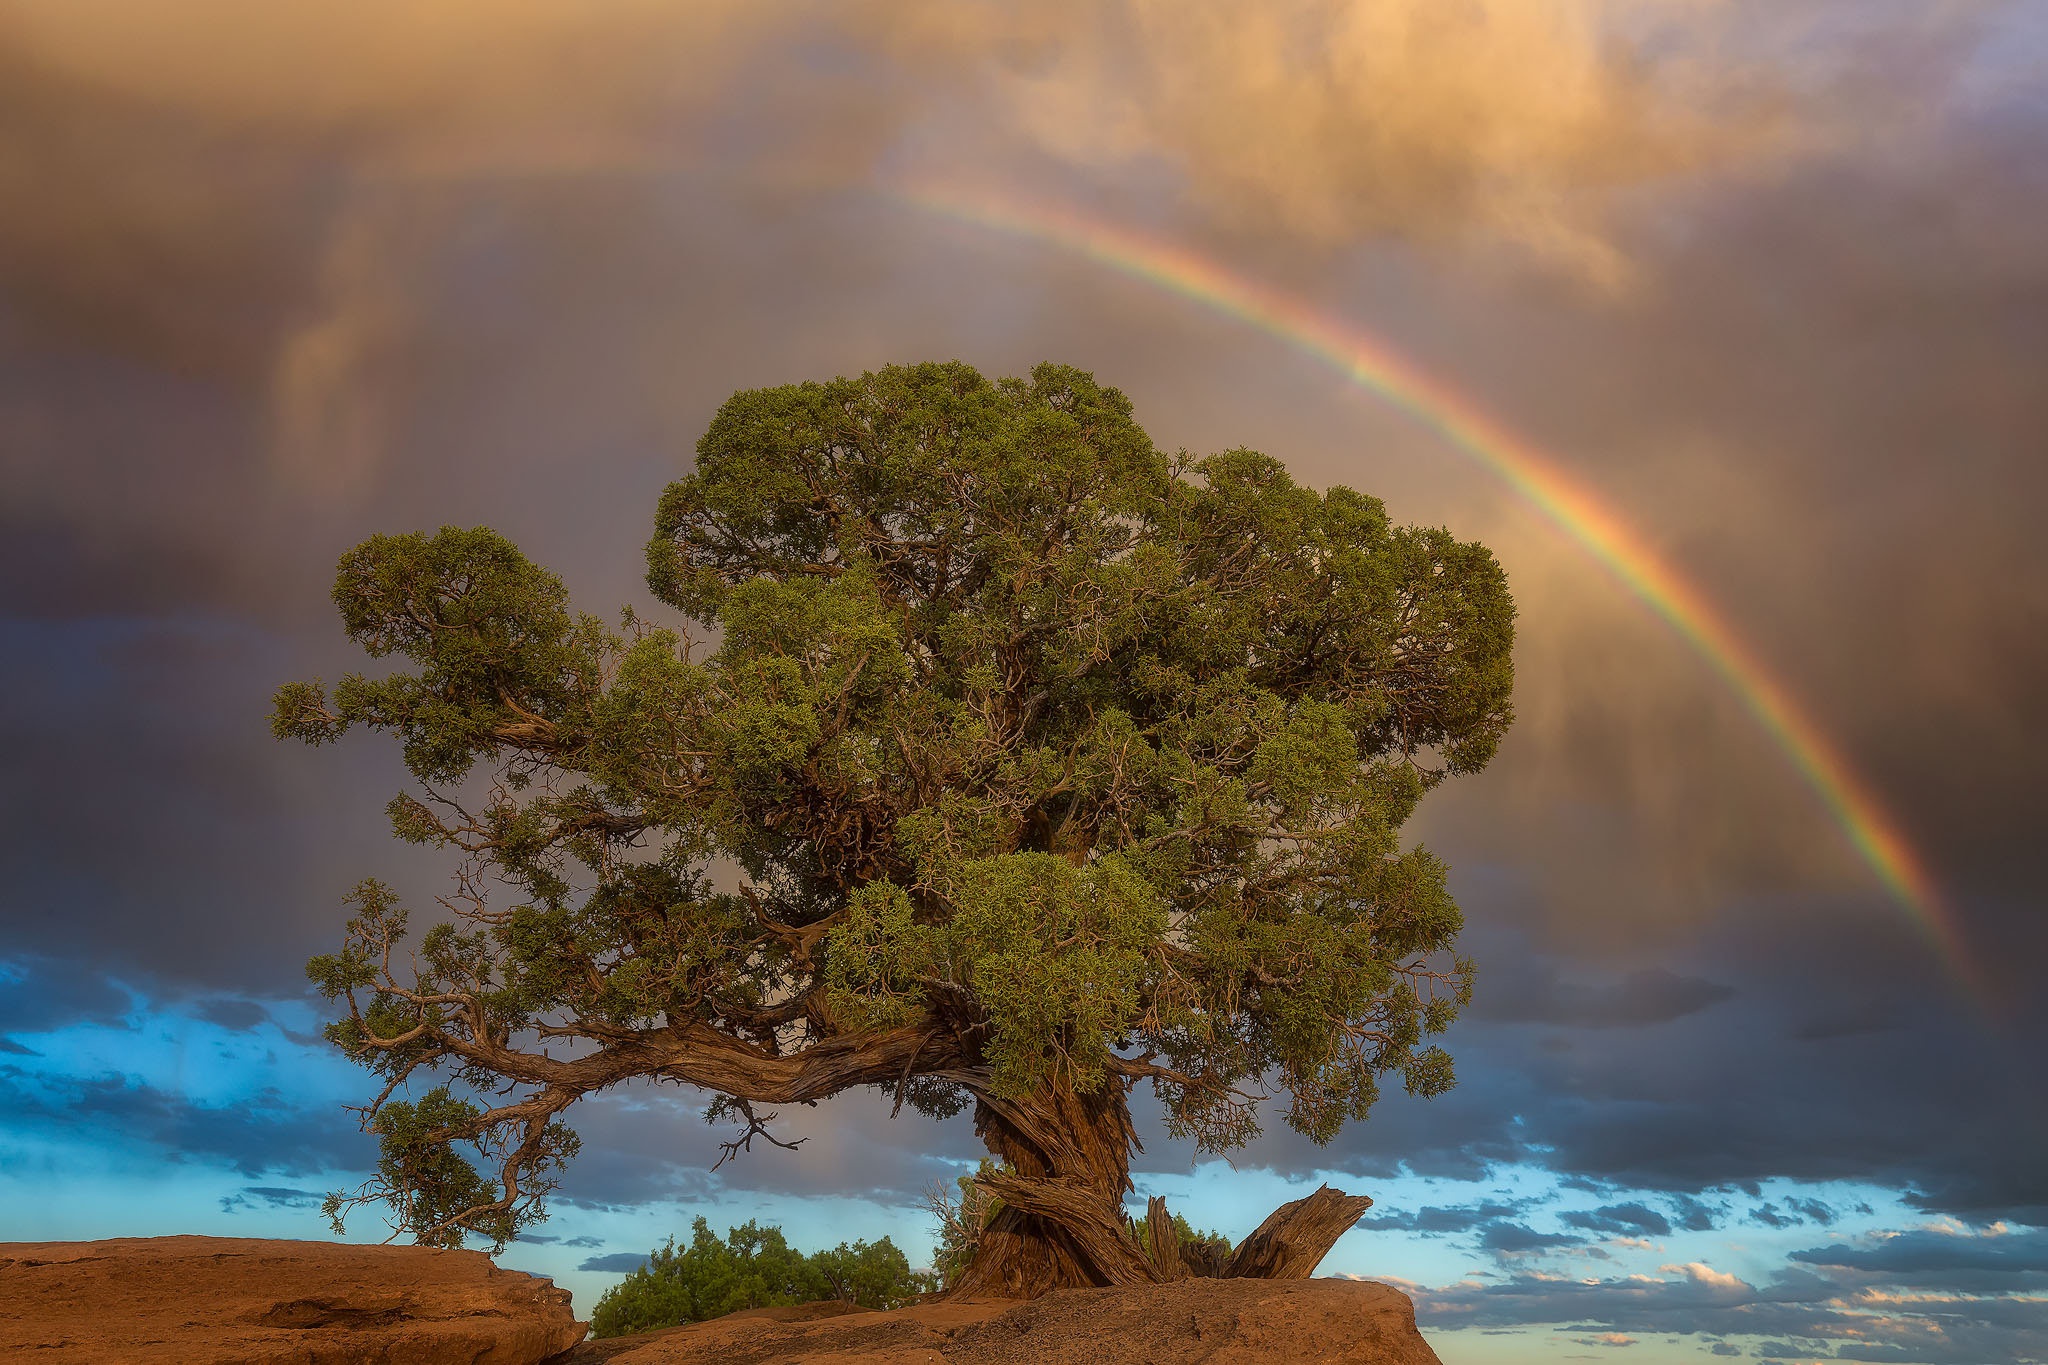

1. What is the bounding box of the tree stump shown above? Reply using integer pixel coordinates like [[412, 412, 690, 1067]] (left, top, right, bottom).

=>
[[1141, 1197, 1191, 1281], [1221, 1185, 1375, 1280]]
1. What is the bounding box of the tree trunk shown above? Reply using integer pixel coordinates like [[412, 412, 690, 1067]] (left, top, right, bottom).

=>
[[947, 1078, 1154, 1297], [945, 1079, 1374, 1299]]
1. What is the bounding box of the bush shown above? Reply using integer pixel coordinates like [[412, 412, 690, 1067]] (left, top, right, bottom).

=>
[[589, 1217, 933, 1338]]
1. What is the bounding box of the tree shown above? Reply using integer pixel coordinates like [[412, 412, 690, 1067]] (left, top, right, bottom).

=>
[[278, 360, 1514, 1296], [588, 1219, 929, 1337]]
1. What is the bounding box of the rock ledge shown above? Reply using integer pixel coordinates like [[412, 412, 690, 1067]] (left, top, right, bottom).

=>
[[568, 1276, 1441, 1364], [0, 1235, 587, 1364]]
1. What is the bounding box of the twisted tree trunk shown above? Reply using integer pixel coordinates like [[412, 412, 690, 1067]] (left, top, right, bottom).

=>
[[948, 1079, 1153, 1296], [946, 1078, 1372, 1298]]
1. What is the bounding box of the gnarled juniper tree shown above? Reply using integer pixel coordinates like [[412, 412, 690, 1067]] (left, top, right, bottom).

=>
[[277, 361, 1514, 1294]]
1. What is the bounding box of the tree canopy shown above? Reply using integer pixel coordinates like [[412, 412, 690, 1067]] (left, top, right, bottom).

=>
[[277, 360, 1514, 1290]]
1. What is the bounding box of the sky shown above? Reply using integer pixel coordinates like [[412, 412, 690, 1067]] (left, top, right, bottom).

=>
[[1, 2, 2044, 1361]]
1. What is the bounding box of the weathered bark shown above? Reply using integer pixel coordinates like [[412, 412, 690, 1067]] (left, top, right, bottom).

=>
[[975, 1172, 1157, 1289], [1143, 1196, 1191, 1281], [948, 1079, 1153, 1297], [1222, 1184, 1375, 1280], [946, 1078, 1374, 1298], [1179, 1231, 1229, 1280]]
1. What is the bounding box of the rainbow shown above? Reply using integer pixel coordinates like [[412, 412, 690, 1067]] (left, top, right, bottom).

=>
[[902, 184, 1972, 978]]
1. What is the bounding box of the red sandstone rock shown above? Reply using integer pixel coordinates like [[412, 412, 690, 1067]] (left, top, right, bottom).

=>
[[565, 1277, 1442, 1364], [0, 1235, 587, 1364]]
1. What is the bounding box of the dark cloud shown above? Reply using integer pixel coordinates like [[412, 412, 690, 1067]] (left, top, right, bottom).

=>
[[1469, 965, 1736, 1030], [1666, 1196, 1722, 1233], [577, 1252, 650, 1274], [1749, 1199, 1836, 1231], [1478, 1222, 1581, 1255], [0, 955, 132, 1034], [193, 998, 274, 1032], [0, 613, 449, 987], [1563, 1204, 1674, 1238], [0, 970, 383, 1212], [1360, 1201, 1532, 1235], [219, 1185, 323, 1213], [0, 44, 334, 380], [0, 1063, 368, 1179], [1790, 1000, 1901, 1043], [1791, 1226, 2048, 1279], [1143, 906, 2044, 1241]]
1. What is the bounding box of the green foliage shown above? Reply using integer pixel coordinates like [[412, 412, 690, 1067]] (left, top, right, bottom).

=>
[[826, 853, 1166, 1098], [589, 1219, 931, 1337], [279, 361, 1514, 1250], [274, 526, 610, 786], [316, 1082, 577, 1253]]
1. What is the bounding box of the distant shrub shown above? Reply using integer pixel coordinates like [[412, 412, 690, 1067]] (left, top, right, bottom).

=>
[[589, 1217, 933, 1338]]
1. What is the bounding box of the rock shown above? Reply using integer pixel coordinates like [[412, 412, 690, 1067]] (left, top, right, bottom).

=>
[[563, 1277, 1441, 1364], [0, 1235, 587, 1364]]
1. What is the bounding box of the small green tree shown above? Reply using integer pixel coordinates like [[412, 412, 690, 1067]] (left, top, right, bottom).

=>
[[280, 361, 1514, 1295], [589, 1219, 929, 1337], [812, 1236, 933, 1313]]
